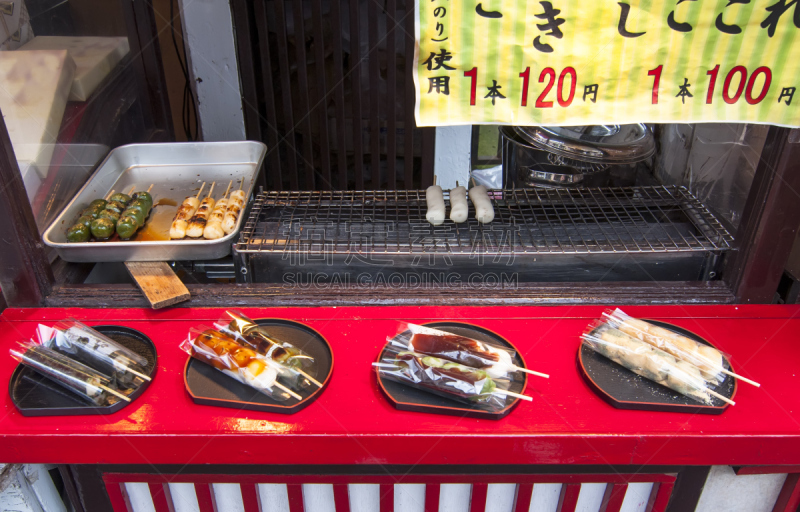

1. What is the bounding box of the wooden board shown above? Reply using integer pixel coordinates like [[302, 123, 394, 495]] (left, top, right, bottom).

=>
[[124, 262, 189, 309]]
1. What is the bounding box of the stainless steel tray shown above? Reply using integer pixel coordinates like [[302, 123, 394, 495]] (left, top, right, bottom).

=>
[[43, 141, 266, 262]]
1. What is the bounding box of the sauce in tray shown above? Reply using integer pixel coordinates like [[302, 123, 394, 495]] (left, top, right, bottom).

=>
[[134, 204, 177, 241]]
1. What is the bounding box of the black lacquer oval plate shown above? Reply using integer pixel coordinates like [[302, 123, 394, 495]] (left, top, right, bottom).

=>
[[376, 322, 528, 420], [184, 319, 333, 414], [9, 325, 158, 416], [578, 320, 736, 414]]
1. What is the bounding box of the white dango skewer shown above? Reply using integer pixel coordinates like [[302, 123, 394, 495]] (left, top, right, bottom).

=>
[[425, 176, 445, 226], [449, 182, 468, 223], [170, 182, 206, 239]]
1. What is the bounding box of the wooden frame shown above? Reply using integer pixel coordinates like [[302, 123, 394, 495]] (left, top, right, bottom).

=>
[[723, 126, 800, 303], [0, 0, 173, 307], [0, 113, 53, 306], [62, 464, 687, 512], [101, 472, 678, 512]]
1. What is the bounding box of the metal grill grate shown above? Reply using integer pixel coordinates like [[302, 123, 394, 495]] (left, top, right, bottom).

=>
[[236, 186, 734, 255]]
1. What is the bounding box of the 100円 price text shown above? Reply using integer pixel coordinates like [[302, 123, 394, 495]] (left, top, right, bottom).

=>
[[425, 63, 796, 107]]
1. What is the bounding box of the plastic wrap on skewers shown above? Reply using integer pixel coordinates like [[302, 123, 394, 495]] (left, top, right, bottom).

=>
[[37, 321, 150, 389], [387, 323, 548, 380], [180, 327, 302, 401], [214, 310, 322, 389], [373, 348, 529, 411], [10, 342, 130, 406], [581, 322, 734, 406], [601, 309, 729, 384]]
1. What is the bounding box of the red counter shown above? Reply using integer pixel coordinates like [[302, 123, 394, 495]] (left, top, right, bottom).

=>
[[1, 305, 798, 466]]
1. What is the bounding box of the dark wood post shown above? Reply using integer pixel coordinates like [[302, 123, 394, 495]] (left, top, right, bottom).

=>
[[665, 466, 711, 512], [118, 0, 175, 141], [724, 127, 800, 303], [0, 112, 54, 306]]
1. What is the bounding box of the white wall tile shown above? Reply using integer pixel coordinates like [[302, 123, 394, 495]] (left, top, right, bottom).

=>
[[350, 484, 379, 512], [395, 483, 426, 512], [620, 482, 653, 512], [168, 483, 200, 512], [259, 483, 291, 512], [576, 483, 607, 512], [303, 484, 336, 512], [439, 483, 471, 512], [125, 482, 156, 512], [529, 483, 561, 512], [486, 483, 516, 512], [212, 483, 245, 512], [695, 466, 786, 512]]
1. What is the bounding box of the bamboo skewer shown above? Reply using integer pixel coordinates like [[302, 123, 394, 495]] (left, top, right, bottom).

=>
[[124, 367, 151, 382], [147, 184, 154, 193], [273, 381, 302, 400], [511, 365, 550, 379], [295, 368, 323, 388], [105, 190, 115, 201], [100, 384, 131, 402], [127, 186, 136, 195], [719, 369, 759, 387], [708, 389, 735, 406], [195, 182, 206, 200], [223, 180, 233, 199], [206, 181, 216, 199], [493, 389, 533, 402]]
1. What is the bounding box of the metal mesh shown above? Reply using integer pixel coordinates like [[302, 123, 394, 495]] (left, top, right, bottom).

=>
[[236, 186, 734, 255]]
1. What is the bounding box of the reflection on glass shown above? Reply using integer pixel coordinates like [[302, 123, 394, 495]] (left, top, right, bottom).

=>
[[0, 0, 140, 231]]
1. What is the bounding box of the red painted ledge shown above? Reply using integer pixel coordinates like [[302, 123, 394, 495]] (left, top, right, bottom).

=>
[[0, 305, 798, 466]]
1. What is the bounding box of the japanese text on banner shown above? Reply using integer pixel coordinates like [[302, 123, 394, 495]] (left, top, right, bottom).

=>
[[413, 0, 800, 126]]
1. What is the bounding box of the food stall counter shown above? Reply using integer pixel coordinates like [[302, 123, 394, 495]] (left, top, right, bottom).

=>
[[0, 305, 798, 467]]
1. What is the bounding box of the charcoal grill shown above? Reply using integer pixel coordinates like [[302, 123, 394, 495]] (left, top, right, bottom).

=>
[[233, 186, 734, 285]]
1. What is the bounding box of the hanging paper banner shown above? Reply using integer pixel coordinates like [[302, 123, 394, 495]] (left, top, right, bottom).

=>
[[413, 0, 800, 127]]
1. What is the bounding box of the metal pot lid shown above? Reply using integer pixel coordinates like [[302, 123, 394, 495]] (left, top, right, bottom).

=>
[[500, 125, 528, 145], [522, 162, 584, 185], [512, 124, 655, 164]]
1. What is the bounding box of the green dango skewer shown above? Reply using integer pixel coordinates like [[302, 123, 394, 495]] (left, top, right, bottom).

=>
[[117, 184, 154, 240], [67, 189, 114, 242]]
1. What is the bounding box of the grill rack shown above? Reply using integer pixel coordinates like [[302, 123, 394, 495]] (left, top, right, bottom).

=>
[[235, 186, 734, 256]]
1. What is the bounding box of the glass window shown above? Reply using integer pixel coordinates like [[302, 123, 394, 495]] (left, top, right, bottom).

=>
[[0, 0, 169, 232]]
